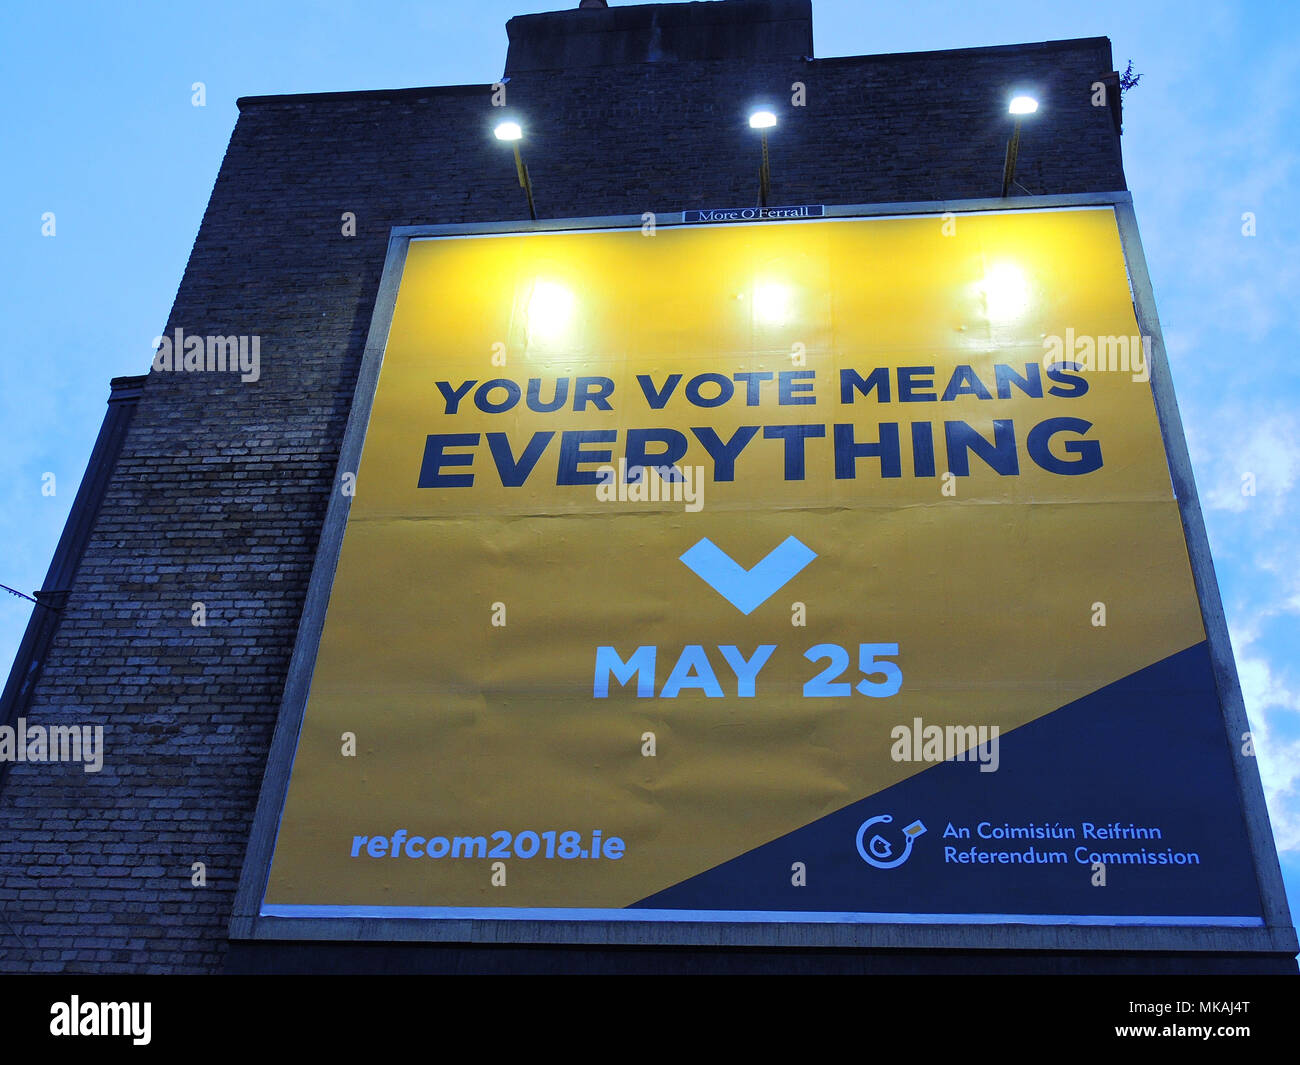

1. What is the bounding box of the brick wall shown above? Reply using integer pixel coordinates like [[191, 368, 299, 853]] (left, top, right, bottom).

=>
[[0, 32, 1122, 973]]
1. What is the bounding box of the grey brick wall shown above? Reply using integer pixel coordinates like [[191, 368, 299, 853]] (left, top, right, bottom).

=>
[[0, 29, 1123, 973]]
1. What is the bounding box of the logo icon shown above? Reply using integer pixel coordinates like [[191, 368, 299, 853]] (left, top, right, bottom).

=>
[[856, 814, 927, 869], [679, 536, 816, 615]]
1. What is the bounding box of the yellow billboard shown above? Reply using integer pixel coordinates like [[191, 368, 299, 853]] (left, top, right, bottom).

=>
[[260, 208, 1263, 923]]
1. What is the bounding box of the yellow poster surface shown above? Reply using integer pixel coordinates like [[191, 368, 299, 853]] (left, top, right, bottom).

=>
[[262, 209, 1246, 922]]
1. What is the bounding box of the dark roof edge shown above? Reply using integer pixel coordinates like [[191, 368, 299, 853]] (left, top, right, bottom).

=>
[[0, 374, 148, 792], [233, 35, 1113, 110], [813, 35, 1113, 67], [237, 82, 493, 110]]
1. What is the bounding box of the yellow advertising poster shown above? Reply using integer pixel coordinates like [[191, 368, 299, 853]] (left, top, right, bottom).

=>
[[262, 209, 1263, 923]]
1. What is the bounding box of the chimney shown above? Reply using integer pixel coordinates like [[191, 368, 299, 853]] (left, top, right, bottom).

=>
[[504, 0, 814, 75]]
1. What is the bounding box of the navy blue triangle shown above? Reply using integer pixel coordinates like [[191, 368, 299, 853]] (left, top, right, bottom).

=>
[[632, 641, 1263, 919]]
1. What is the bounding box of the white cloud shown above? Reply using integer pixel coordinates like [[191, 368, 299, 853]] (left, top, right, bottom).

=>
[[1193, 408, 1300, 519], [1236, 652, 1300, 855]]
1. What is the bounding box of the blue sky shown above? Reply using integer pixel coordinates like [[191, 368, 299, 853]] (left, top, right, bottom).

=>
[[2, 0, 1297, 928]]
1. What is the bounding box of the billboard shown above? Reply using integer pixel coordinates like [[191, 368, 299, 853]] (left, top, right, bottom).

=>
[[251, 204, 1269, 929]]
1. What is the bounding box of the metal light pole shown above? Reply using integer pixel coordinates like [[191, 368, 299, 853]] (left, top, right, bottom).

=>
[[750, 110, 776, 208], [494, 121, 537, 220], [1001, 95, 1038, 197]]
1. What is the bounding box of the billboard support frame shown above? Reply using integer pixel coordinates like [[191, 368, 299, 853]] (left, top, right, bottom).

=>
[[229, 191, 1296, 958]]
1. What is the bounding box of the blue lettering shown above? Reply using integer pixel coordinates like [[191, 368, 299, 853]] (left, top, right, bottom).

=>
[[1027, 417, 1102, 474], [840, 367, 890, 404], [911, 422, 935, 477], [527, 377, 569, 412], [594, 646, 656, 698], [833, 423, 901, 478], [660, 645, 724, 698], [733, 371, 774, 405], [995, 363, 1043, 399], [418, 433, 479, 487], [574, 376, 615, 411], [475, 379, 521, 413], [941, 365, 993, 402], [779, 370, 816, 405], [763, 424, 825, 480], [557, 430, 616, 485], [690, 425, 760, 481], [685, 373, 734, 408], [898, 366, 937, 402], [636, 373, 682, 410], [625, 429, 688, 481], [486, 431, 554, 486], [435, 379, 476, 414], [945, 420, 1019, 476], [1045, 361, 1089, 398]]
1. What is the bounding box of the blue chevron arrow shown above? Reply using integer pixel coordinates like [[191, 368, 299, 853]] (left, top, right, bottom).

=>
[[679, 536, 817, 615]]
